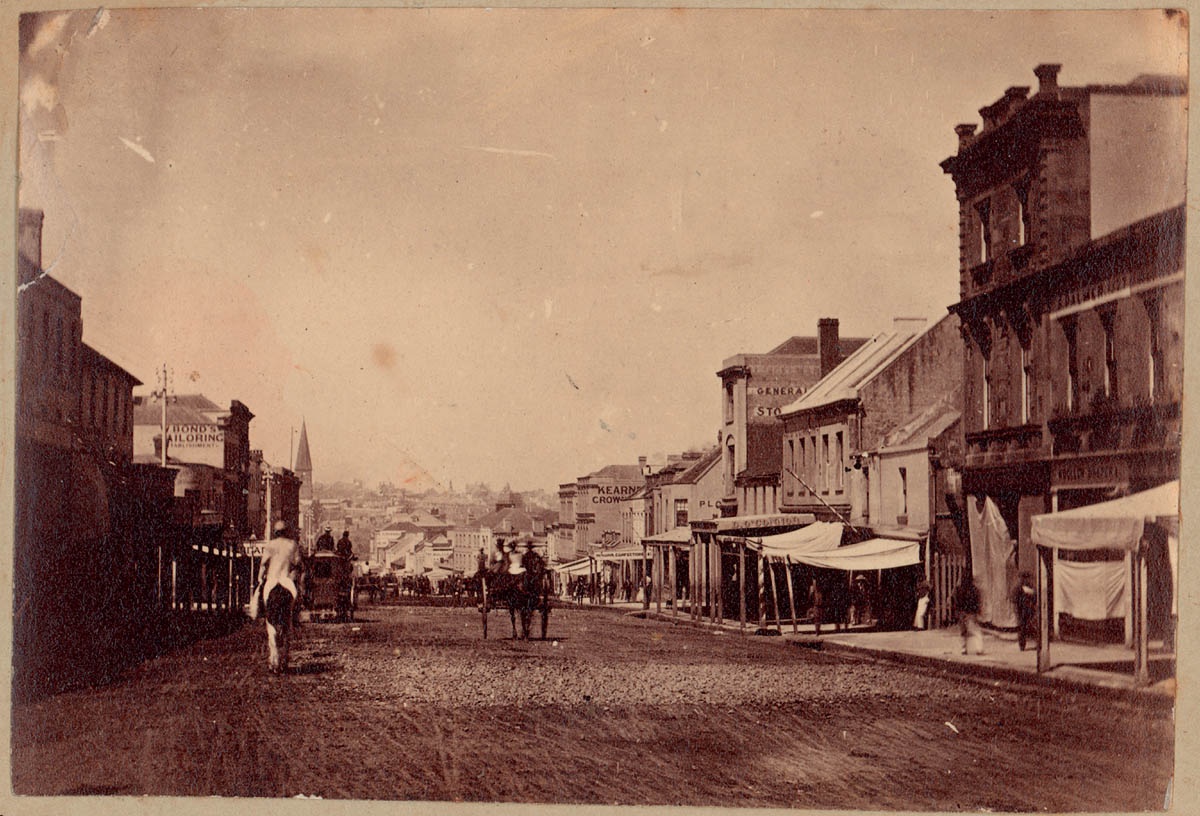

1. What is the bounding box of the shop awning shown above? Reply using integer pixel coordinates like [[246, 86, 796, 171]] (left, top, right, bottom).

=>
[[1030, 480, 1179, 552], [743, 521, 845, 558], [787, 537, 921, 571], [552, 558, 594, 576], [643, 527, 693, 545]]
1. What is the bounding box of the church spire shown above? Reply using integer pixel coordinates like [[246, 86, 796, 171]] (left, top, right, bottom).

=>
[[294, 419, 313, 501]]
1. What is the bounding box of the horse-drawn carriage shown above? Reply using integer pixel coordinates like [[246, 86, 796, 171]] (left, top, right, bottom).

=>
[[306, 550, 356, 622], [477, 554, 554, 640]]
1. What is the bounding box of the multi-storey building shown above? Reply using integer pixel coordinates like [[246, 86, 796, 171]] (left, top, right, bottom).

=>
[[14, 208, 175, 700], [777, 315, 965, 628], [717, 319, 868, 517], [941, 64, 1184, 636]]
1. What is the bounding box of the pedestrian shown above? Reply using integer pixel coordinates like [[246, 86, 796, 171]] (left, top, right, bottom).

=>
[[850, 574, 868, 626], [257, 520, 303, 674], [913, 579, 933, 630], [1012, 571, 1038, 651], [642, 573, 652, 608], [954, 576, 983, 655], [809, 577, 826, 637]]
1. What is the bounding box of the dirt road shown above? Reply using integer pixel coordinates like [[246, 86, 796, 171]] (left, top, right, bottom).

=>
[[11, 603, 1173, 809]]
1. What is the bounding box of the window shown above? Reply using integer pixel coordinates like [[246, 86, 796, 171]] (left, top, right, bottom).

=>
[[1099, 308, 1118, 400], [1146, 297, 1164, 401], [1020, 344, 1032, 424], [1062, 317, 1080, 412], [786, 440, 795, 496], [723, 382, 734, 424], [799, 438, 807, 495], [835, 432, 844, 491], [1015, 178, 1031, 247], [898, 467, 909, 518], [674, 499, 688, 529], [821, 434, 830, 491], [975, 198, 992, 264], [982, 355, 992, 429]]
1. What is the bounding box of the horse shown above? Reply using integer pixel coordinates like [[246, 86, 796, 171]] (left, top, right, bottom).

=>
[[479, 556, 553, 640]]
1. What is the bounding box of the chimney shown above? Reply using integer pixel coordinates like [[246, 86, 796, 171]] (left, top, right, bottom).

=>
[[954, 123, 977, 151], [818, 318, 840, 377], [1001, 86, 1030, 121], [1034, 63, 1062, 97], [18, 208, 44, 285]]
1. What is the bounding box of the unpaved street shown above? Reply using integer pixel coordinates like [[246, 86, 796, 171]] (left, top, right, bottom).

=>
[[12, 603, 1173, 809]]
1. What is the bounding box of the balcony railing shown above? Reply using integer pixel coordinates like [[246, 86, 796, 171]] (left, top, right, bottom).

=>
[[1047, 400, 1181, 456], [965, 423, 1048, 468]]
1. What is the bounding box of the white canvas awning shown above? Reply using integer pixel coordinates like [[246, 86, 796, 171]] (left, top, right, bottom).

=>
[[552, 558, 595, 576], [744, 521, 845, 558], [1030, 480, 1179, 552], [786, 537, 921, 571]]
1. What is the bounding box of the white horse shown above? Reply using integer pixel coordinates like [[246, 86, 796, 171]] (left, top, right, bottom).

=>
[[258, 524, 303, 674]]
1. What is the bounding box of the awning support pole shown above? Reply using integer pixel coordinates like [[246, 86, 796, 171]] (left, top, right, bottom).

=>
[[767, 557, 782, 634], [739, 541, 747, 633], [785, 556, 798, 634], [1136, 542, 1150, 685], [1037, 545, 1050, 673]]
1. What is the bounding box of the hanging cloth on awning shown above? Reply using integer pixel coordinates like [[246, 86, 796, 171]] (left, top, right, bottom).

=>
[[1053, 558, 1129, 620], [748, 521, 844, 558], [966, 495, 1017, 628]]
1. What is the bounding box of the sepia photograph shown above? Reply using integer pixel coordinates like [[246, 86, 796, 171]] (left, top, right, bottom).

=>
[[6, 4, 1191, 812]]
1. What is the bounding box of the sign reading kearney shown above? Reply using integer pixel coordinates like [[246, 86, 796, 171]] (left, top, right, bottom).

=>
[[166, 422, 225, 467]]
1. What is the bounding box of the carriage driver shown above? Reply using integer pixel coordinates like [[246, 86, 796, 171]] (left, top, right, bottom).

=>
[[520, 539, 543, 574]]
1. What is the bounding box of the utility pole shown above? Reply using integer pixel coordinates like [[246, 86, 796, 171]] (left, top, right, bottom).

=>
[[151, 363, 176, 466]]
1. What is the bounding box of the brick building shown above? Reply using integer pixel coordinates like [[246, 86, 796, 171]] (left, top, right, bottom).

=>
[[716, 319, 867, 518], [774, 314, 964, 626], [940, 64, 1184, 636], [14, 208, 177, 700]]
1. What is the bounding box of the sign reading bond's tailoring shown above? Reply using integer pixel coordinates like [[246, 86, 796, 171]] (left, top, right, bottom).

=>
[[167, 423, 225, 467]]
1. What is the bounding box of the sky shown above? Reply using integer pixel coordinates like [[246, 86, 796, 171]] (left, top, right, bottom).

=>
[[15, 7, 1188, 493]]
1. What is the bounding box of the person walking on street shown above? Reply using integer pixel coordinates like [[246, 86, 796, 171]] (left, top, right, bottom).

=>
[[913, 580, 933, 630], [1012, 571, 1038, 651], [955, 576, 983, 655], [809, 577, 826, 637]]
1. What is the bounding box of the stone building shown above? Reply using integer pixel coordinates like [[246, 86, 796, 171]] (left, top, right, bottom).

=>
[[940, 64, 1184, 637]]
